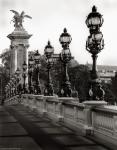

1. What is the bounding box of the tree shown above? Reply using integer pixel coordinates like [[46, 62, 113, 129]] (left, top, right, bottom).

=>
[[109, 73, 117, 104], [102, 82, 117, 105], [111, 73, 117, 97], [68, 64, 90, 102], [0, 49, 10, 104], [0, 65, 10, 104], [51, 59, 90, 102], [0, 48, 10, 77]]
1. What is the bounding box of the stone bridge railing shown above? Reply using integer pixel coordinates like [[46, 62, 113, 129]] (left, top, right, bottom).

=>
[[4, 94, 117, 146]]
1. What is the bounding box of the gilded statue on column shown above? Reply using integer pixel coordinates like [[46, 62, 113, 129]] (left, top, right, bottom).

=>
[[10, 10, 32, 28]]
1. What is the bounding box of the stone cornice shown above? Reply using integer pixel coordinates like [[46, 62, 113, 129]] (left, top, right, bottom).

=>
[[7, 27, 32, 40]]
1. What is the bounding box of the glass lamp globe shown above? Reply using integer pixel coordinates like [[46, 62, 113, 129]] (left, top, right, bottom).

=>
[[86, 6, 103, 31], [34, 50, 41, 62], [22, 61, 27, 70], [59, 28, 72, 45], [44, 41, 54, 58], [29, 56, 34, 65]]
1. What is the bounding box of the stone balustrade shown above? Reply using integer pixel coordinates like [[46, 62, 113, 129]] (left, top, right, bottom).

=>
[[5, 95, 22, 105], [92, 106, 117, 145], [4, 94, 117, 146]]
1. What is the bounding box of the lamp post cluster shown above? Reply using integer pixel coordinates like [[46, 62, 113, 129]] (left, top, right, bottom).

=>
[[86, 6, 105, 100], [5, 28, 73, 98], [22, 50, 42, 95], [26, 28, 72, 97], [5, 68, 20, 99], [5, 6, 105, 101]]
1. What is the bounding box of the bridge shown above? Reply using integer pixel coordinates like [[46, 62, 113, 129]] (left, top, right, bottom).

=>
[[0, 94, 116, 150], [1, 6, 117, 150]]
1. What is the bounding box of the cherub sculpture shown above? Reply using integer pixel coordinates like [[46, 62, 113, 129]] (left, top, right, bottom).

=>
[[10, 10, 32, 28]]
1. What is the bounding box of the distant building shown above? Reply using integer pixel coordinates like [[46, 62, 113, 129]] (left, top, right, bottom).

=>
[[86, 63, 117, 83]]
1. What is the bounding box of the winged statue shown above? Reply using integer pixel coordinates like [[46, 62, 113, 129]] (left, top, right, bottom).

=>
[[10, 10, 32, 28]]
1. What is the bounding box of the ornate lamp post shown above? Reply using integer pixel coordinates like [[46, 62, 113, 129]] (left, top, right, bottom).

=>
[[15, 68, 21, 94], [59, 28, 72, 97], [28, 56, 34, 94], [34, 50, 41, 94], [13, 74, 17, 96], [22, 61, 27, 94], [8, 83, 11, 98], [11, 76, 16, 96], [5, 85, 8, 99], [9, 79, 13, 97], [86, 6, 105, 100], [44, 41, 54, 96]]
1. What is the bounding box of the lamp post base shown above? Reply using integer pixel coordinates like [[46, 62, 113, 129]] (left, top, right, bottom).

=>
[[34, 85, 41, 95], [88, 79, 105, 101], [59, 81, 72, 97], [44, 83, 54, 96], [29, 85, 34, 94]]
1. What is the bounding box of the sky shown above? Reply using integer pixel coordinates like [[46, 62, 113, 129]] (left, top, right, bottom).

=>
[[0, 0, 117, 65]]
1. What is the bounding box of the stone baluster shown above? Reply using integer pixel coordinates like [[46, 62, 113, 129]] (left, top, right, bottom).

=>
[[83, 101, 107, 135], [58, 100, 64, 122], [43, 96, 47, 115]]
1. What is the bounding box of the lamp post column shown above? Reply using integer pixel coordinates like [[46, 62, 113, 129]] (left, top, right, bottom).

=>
[[15, 68, 21, 95], [44, 41, 54, 96], [86, 6, 105, 100], [28, 70, 33, 93], [91, 54, 98, 79], [28, 56, 34, 94], [23, 74, 26, 93], [22, 61, 27, 94], [34, 50, 41, 95], [36, 66, 41, 94], [59, 28, 72, 97]]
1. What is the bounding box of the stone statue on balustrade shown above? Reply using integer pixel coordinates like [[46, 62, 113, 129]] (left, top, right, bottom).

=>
[[10, 10, 32, 28]]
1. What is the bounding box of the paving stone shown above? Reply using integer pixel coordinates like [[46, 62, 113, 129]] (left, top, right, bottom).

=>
[[68, 145, 108, 150], [41, 127, 73, 135], [0, 123, 27, 136], [53, 135, 82, 146], [0, 137, 41, 150], [0, 107, 6, 111], [23, 115, 43, 122], [2, 105, 112, 150], [75, 136, 95, 144], [52, 122, 63, 127], [35, 122, 57, 128], [0, 112, 10, 116], [53, 135, 95, 147], [0, 116, 17, 123], [59, 126, 74, 133], [42, 118, 51, 121]]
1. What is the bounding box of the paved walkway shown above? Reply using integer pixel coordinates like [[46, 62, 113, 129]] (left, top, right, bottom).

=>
[[0, 104, 114, 150]]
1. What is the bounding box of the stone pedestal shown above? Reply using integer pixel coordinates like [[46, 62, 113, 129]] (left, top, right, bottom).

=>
[[83, 100, 107, 135], [7, 27, 32, 84], [57, 97, 76, 122], [59, 97, 77, 102]]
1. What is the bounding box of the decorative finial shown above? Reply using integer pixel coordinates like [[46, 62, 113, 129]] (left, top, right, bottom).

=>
[[36, 50, 39, 54], [48, 41, 51, 46], [64, 28, 67, 33], [92, 5, 97, 12]]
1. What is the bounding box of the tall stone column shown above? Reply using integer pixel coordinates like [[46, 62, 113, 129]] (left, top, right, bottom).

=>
[[7, 27, 32, 84]]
